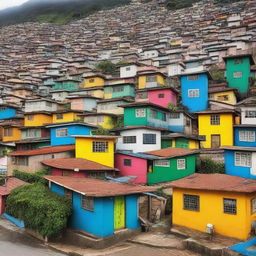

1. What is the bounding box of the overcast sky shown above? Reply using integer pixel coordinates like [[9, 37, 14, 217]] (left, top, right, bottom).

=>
[[0, 0, 29, 10]]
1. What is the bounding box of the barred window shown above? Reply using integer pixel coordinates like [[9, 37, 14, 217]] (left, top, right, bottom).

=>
[[245, 110, 256, 118], [239, 130, 255, 142], [56, 113, 63, 120], [183, 194, 199, 211], [235, 152, 251, 167], [233, 72, 242, 78], [136, 108, 146, 118], [92, 141, 108, 152], [14, 156, 28, 166], [124, 159, 132, 166], [154, 160, 170, 167], [26, 129, 37, 138], [217, 95, 229, 101], [126, 67, 131, 71], [223, 198, 237, 214], [158, 93, 165, 98], [150, 109, 158, 119], [4, 128, 13, 137], [188, 89, 200, 98], [251, 198, 256, 214], [146, 75, 157, 82], [123, 136, 136, 144], [27, 115, 34, 120], [177, 159, 186, 170], [143, 134, 156, 144], [170, 113, 180, 119], [0, 107, 6, 111], [188, 75, 199, 80], [64, 189, 72, 201], [210, 114, 220, 125], [81, 196, 94, 211], [56, 128, 68, 137]]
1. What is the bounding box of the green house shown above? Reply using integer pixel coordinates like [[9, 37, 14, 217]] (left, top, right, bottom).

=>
[[223, 54, 255, 94], [104, 83, 135, 99], [52, 78, 80, 91]]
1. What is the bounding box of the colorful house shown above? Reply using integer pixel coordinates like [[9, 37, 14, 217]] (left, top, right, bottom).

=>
[[46, 122, 96, 146], [24, 99, 59, 113], [16, 138, 50, 151], [68, 95, 100, 112], [24, 112, 52, 127], [80, 74, 105, 88], [45, 176, 156, 237], [223, 54, 255, 94], [0, 105, 19, 120], [123, 102, 169, 130], [168, 111, 194, 134], [42, 158, 118, 178], [52, 78, 80, 91], [75, 135, 119, 167], [69, 87, 104, 99], [209, 86, 238, 105], [137, 71, 166, 89], [135, 87, 178, 109], [234, 125, 256, 147], [237, 97, 256, 125], [52, 110, 83, 123], [2, 124, 22, 142], [197, 109, 237, 148], [21, 127, 50, 141], [180, 71, 211, 112], [170, 173, 256, 240], [104, 83, 135, 99]]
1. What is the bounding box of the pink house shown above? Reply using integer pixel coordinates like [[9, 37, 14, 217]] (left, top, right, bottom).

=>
[[136, 87, 178, 108]]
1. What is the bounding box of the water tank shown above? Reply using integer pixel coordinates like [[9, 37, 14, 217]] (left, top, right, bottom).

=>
[[206, 223, 214, 234]]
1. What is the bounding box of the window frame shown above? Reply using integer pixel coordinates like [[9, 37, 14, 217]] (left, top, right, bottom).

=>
[[154, 159, 170, 167], [177, 159, 186, 170], [187, 75, 199, 81], [223, 198, 237, 215], [81, 195, 94, 211], [143, 133, 157, 145], [234, 152, 252, 167], [56, 113, 63, 120], [135, 108, 146, 118], [56, 128, 68, 137], [183, 194, 200, 211], [239, 130, 255, 142], [123, 136, 136, 144], [92, 141, 109, 153], [124, 159, 132, 166], [188, 89, 200, 98], [233, 71, 242, 79], [210, 114, 220, 125]]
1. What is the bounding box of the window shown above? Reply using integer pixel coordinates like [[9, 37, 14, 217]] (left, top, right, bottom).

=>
[[239, 130, 255, 142], [135, 108, 146, 118], [217, 95, 229, 101], [0, 107, 6, 111], [234, 59, 243, 65], [56, 128, 68, 137], [143, 134, 156, 144], [123, 136, 136, 144], [210, 114, 220, 125], [155, 160, 170, 167], [89, 79, 95, 83], [177, 159, 186, 170], [223, 198, 237, 214], [137, 92, 148, 99], [158, 93, 165, 98], [146, 75, 157, 82], [64, 189, 72, 201], [81, 196, 94, 211], [97, 116, 104, 123], [4, 128, 13, 137], [235, 152, 251, 167], [170, 113, 180, 119], [88, 171, 106, 178], [150, 109, 158, 119], [162, 112, 167, 121], [245, 110, 256, 118], [56, 113, 63, 120], [124, 159, 132, 166], [233, 71, 242, 78], [183, 194, 199, 211], [27, 115, 34, 120], [251, 198, 256, 214], [26, 129, 37, 138], [14, 156, 28, 166], [186, 118, 191, 126], [92, 141, 108, 152], [188, 75, 199, 80], [126, 67, 131, 71], [188, 89, 200, 98], [113, 86, 124, 93]]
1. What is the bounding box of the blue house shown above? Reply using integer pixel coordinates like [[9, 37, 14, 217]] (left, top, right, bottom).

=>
[[234, 125, 256, 147], [180, 71, 211, 112], [223, 146, 256, 179], [46, 122, 96, 146], [45, 176, 156, 237], [0, 105, 18, 119]]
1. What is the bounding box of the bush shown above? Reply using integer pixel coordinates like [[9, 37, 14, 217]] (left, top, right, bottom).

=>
[[197, 157, 225, 174], [92, 126, 111, 135], [6, 183, 72, 238], [95, 60, 118, 75], [13, 169, 49, 185]]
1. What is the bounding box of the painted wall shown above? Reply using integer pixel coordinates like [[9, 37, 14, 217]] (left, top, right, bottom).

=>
[[53, 81, 79, 91], [172, 188, 256, 240], [241, 107, 256, 125], [148, 89, 177, 108], [147, 154, 196, 185], [209, 90, 237, 105], [104, 84, 135, 99], [97, 101, 126, 115], [115, 154, 148, 184], [126, 194, 140, 229], [81, 77, 105, 88], [120, 65, 137, 78], [0, 107, 17, 119], [198, 113, 234, 148], [76, 137, 115, 167], [83, 115, 115, 129], [138, 74, 165, 89], [181, 73, 208, 112], [24, 114, 52, 127], [234, 127, 256, 147], [52, 112, 81, 123], [3, 127, 21, 142]]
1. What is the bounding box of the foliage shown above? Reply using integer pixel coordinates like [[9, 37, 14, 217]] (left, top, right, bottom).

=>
[[13, 169, 49, 185], [197, 157, 225, 174], [209, 65, 225, 82], [95, 61, 118, 75], [6, 183, 72, 238], [115, 115, 124, 129], [168, 102, 178, 111], [92, 126, 111, 135], [166, 0, 201, 10]]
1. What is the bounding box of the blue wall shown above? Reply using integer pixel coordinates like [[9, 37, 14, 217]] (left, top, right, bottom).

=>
[[224, 150, 256, 179], [181, 73, 208, 112], [51, 182, 65, 196], [50, 125, 91, 146], [0, 107, 17, 119], [84, 98, 97, 111], [234, 127, 256, 147], [168, 125, 184, 133], [126, 194, 140, 229]]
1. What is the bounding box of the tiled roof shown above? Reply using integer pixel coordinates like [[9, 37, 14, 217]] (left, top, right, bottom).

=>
[[162, 173, 256, 193], [44, 176, 157, 197], [144, 147, 199, 158], [9, 145, 75, 156], [0, 177, 27, 196], [42, 158, 117, 171]]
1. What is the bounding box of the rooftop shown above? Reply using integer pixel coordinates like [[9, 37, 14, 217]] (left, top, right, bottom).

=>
[[0, 177, 27, 196]]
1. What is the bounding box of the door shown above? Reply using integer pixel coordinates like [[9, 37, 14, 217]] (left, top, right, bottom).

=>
[[114, 196, 125, 230], [211, 135, 220, 148]]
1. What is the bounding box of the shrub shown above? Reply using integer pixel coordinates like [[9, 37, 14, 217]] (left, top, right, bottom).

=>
[[95, 60, 118, 75], [197, 157, 225, 174], [6, 183, 72, 238], [13, 169, 49, 185], [92, 126, 111, 135]]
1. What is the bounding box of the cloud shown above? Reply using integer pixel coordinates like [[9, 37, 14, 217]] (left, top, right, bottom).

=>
[[0, 0, 29, 10]]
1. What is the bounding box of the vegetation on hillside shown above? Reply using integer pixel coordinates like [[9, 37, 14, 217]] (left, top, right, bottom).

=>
[[13, 169, 49, 185], [166, 0, 201, 10]]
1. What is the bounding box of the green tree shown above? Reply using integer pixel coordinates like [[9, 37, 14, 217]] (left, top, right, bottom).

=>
[[95, 61, 118, 75]]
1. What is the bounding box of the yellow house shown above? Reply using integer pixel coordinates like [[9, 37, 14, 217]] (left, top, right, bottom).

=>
[[82, 113, 117, 129], [52, 111, 83, 123], [80, 75, 105, 88], [197, 109, 236, 149], [75, 135, 119, 167], [170, 173, 256, 240], [137, 72, 166, 89], [76, 87, 104, 98], [2, 125, 22, 142], [24, 112, 52, 127], [209, 88, 238, 105]]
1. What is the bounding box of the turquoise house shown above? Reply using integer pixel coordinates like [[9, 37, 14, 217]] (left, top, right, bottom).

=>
[[104, 83, 135, 99], [45, 176, 156, 237], [52, 78, 80, 91]]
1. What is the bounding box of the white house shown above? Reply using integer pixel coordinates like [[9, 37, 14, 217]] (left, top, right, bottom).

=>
[[237, 97, 256, 125], [24, 99, 59, 113], [120, 64, 138, 78], [167, 63, 184, 77]]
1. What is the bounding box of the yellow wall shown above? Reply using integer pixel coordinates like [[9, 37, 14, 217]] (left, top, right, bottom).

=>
[[24, 114, 52, 127], [138, 74, 165, 89], [198, 113, 233, 148], [3, 127, 21, 142], [92, 89, 104, 98], [81, 77, 105, 88], [189, 140, 199, 149], [209, 91, 236, 105], [52, 112, 81, 123], [75, 137, 115, 167], [173, 188, 256, 240], [100, 116, 115, 129]]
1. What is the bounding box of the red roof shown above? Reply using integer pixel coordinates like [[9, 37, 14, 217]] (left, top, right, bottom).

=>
[[145, 147, 198, 158], [41, 158, 117, 171], [163, 173, 256, 193], [44, 176, 157, 197], [0, 177, 27, 196], [9, 145, 75, 156]]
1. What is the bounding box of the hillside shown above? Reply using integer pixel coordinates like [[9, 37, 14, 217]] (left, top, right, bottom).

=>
[[0, 0, 131, 26]]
